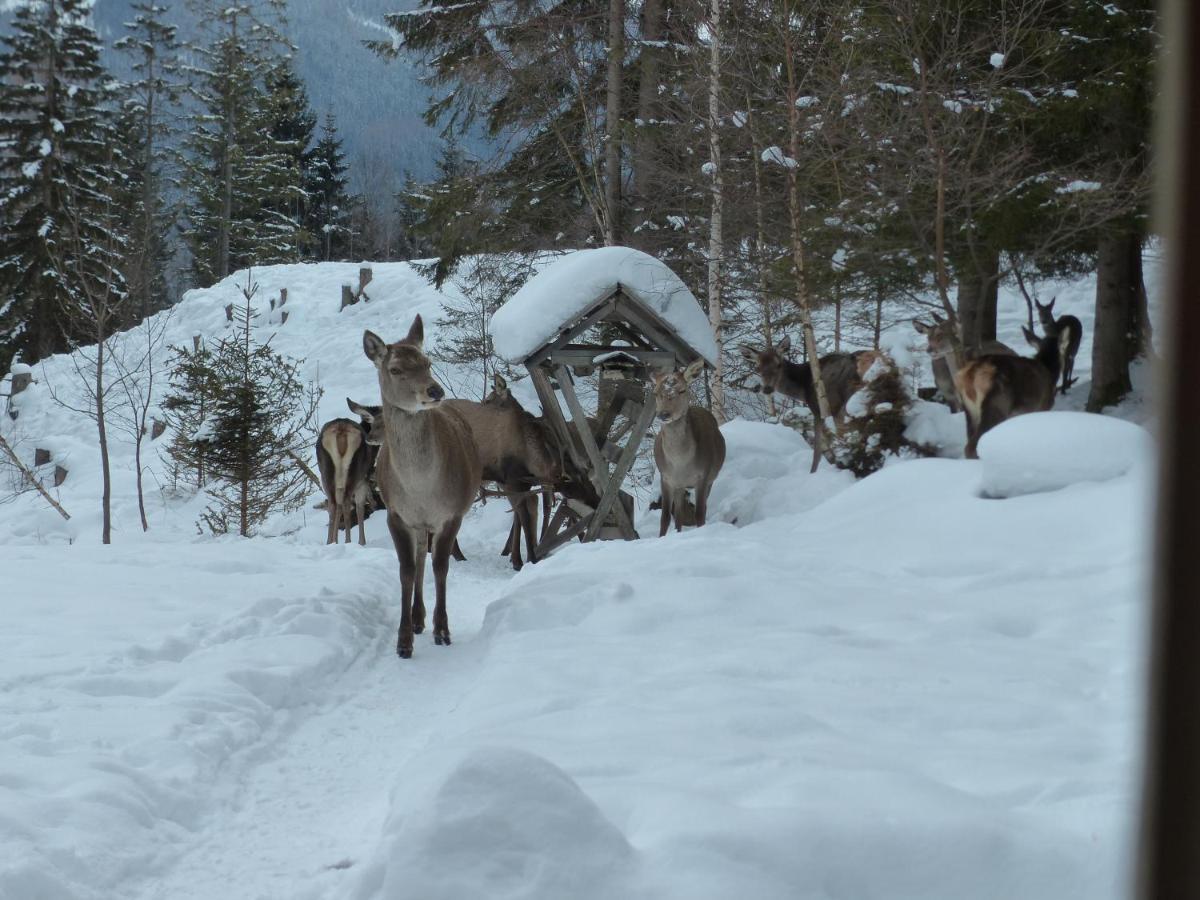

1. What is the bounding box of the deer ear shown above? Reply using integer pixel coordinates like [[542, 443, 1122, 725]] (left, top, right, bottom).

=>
[[347, 398, 375, 422], [493, 372, 508, 392], [739, 344, 759, 361], [363, 330, 386, 363], [912, 319, 930, 335], [931, 311, 945, 325], [1046, 297, 1056, 312], [683, 359, 705, 383], [1022, 326, 1039, 347], [404, 314, 424, 347], [777, 334, 791, 353]]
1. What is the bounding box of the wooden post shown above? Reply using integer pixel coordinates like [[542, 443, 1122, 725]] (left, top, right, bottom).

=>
[[193, 335, 202, 353], [34, 448, 51, 467], [54, 465, 68, 487], [340, 285, 354, 311], [224, 303, 234, 322], [359, 267, 373, 302], [150, 419, 166, 440]]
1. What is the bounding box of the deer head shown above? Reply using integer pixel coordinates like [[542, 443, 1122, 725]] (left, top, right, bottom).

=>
[[1034, 297, 1058, 332], [653, 359, 704, 423], [362, 315, 445, 413], [347, 398, 383, 445], [739, 334, 790, 394]]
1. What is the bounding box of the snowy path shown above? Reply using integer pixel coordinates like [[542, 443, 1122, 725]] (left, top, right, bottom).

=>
[[128, 561, 509, 900]]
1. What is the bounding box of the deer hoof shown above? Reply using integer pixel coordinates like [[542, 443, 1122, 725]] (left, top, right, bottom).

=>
[[397, 646, 413, 659], [434, 631, 452, 646]]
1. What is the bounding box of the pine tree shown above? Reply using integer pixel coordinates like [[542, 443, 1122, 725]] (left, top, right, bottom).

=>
[[307, 112, 351, 261], [180, 0, 300, 285], [113, 1, 184, 322], [161, 337, 220, 489], [0, 0, 128, 372], [198, 273, 320, 536], [263, 57, 316, 255]]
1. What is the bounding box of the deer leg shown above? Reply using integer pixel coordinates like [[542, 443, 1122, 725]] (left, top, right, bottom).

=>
[[672, 487, 686, 533], [540, 490, 552, 541], [412, 531, 428, 635], [387, 513, 417, 659], [519, 492, 538, 566], [326, 498, 339, 545], [809, 421, 823, 474], [452, 539, 467, 562], [342, 496, 353, 544], [695, 481, 711, 528], [976, 397, 1009, 453], [963, 408, 980, 460], [658, 487, 673, 537], [502, 518, 515, 556], [510, 508, 525, 571], [431, 518, 461, 646], [355, 490, 367, 546]]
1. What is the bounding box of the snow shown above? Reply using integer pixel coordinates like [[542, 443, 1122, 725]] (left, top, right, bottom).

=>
[[760, 145, 798, 168], [0, 258, 1153, 900], [978, 412, 1153, 499], [990, 52, 1007, 69], [794, 95, 819, 108], [1057, 180, 1102, 194], [490, 247, 719, 365]]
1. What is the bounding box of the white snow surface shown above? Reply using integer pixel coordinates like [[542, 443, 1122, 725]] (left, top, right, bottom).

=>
[[489, 247, 719, 365], [0, 259, 1151, 900], [979, 411, 1153, 498]]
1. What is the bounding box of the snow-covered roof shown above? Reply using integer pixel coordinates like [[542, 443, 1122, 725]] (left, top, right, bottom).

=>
[[490, 247, 719, 366]]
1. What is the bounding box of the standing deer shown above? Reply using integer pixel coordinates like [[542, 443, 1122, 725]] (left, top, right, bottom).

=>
[[362, 316, 482, 659], [739, 335, 874, 473], [447, 374, 578, 571], [315, 414, 373, 545], [1034, 298, 1083, 395], [955, 326, 1062, 459], [913, 313, 1016, 413], [653, 360, 726, 535]]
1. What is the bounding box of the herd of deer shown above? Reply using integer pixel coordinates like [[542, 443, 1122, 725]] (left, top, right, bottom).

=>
[[313, 299, 1082, 659]]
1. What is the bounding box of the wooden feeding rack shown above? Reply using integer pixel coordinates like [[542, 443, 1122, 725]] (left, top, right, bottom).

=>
[[490, 247, 719, 556]]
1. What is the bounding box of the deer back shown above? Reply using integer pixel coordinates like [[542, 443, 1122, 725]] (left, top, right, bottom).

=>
[[316, 418, 371, 502], [446, 398, 561, 487], [654, 406, 726, 489], [955, 344, 1059, 421]]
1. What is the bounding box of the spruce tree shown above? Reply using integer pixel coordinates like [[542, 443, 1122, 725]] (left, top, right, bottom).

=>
[[0, 0, 128, 372], [307, 112, 351, 261], [197, 274, 320, 536], [264, 57, 316, 255], [113, 1, 184, 322], [180, 0, 300, 285]]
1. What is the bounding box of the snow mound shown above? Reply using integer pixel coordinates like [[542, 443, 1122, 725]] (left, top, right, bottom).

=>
[[354, 748, 635, 900], [978, 412, 1153, 498], [703, 419, 854, 525], [490, 247, 719, 365]]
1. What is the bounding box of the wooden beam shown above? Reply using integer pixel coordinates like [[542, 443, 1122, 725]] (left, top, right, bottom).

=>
[[526, 294, 619, 368], [554, 363, 609, 496], [584, 387, 656, 541], [548, 347, 677, 369], [528, 365, 586, 473]]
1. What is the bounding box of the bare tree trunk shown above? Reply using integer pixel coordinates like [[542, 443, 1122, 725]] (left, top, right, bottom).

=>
[[604, 0, 624, 245], [1088, 230, 1141, 411], [783, 18, 831, 425], [217, 15, 237, 279], [956, 262, 983, 354], [747, 101, 777, 417], [135, 433, 148, 532], [705, 0, 725, 421], [633, 0, 664, 204], [96, 338, 112, 544]]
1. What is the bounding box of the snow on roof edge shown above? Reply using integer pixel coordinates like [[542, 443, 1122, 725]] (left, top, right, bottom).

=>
[[490, 247, 719, 366]]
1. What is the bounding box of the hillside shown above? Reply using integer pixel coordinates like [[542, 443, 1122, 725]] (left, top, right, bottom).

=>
[[0, 259, 1152, 899]]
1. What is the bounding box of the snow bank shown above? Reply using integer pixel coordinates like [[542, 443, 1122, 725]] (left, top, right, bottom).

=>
[[490, 247, 719, 365], [353, 748, 635, 900], [978, 412, 1154, 498]]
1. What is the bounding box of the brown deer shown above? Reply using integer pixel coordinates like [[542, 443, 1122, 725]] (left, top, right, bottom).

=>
[[362, 316, 482, 659], [739, 336, 873, 473], [913, 313, 1016, 413], [1034, 298, 1083, 395], [315, 415, 373, 545], [653, 360, 726, 535], [955, 326, 1062, 459], [446, 374, 578, 571]]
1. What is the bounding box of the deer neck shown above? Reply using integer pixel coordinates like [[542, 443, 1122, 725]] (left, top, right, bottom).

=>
[[778, 359, 814, 399], [380, 403, 439, 475]]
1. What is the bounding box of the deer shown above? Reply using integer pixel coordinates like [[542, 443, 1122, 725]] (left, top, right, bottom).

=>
[[315, 414, 374, 545], [362, 315, 482, 659], [446, 373, 582, 571], [913, 313, 1016, 413], [1034, 298, 1083, 395], [653, 359, 726, 536], [739, 335, 875, 473], [348, 397, 468, 563], [955, 326, 1062, 459]]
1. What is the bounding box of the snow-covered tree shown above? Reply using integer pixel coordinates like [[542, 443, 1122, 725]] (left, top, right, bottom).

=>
[[306, 112, 350, 261], [180, 0, 301, 285], [263, 56, 316, 254], [113, 1, 184, 322], [0, 0, 127, 372]]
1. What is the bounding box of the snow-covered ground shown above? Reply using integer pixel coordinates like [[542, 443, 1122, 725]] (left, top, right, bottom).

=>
[[0, 257, 1154, 899]]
